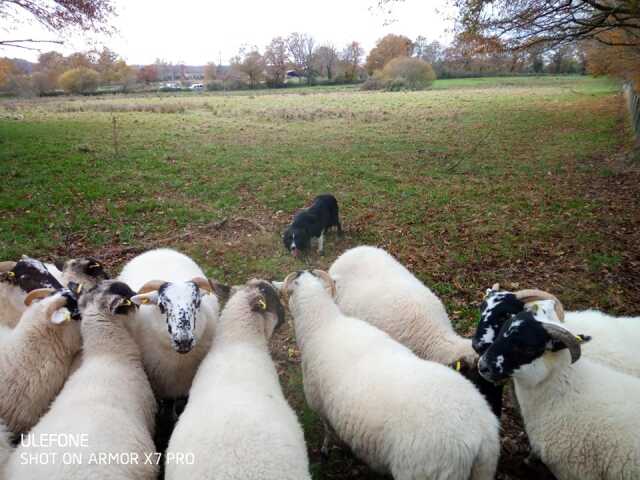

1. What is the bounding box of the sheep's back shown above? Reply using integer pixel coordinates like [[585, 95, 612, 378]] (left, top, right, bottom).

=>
[[118, 248, 206, 290]]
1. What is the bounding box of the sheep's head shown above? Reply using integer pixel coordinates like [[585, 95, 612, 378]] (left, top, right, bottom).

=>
[[473, 284, 565, 355], [478, 310, 591, 385], [61, 257, 110, 289], [78, 280, 137, 317], [236, 279, 286, 340], [0, 256, 62, 292], [131, 277, 229, 354], [473, 285, 524, 355], [24, 288, 76, 325], [278, 269, 336, 307]]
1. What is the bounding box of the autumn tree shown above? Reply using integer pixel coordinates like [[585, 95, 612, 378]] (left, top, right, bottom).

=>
[[586, 30, 640, 88], [452, 0, 640, 49], [204, 62, 217, 83], [379, 57, 436, 89], [0, 0, 116, 49], [287, 32, 316, 84], [31, 50, 66, 93], [341, 41, 364, 82], [92, 48, 133, 86], [315, 44, 339, 80], [137, 64, 158, 84], [365, 34, 413, 74], [237, 47, 264, 88], [58, 66, 99, 93], [67, 51, 94, 69], [264, 36, 289, 87], [0, 57, 18, 87]]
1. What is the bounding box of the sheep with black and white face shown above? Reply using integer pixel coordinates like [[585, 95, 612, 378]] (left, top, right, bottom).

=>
[[478, 310, 640, 480], [0, 256, 64, 328], [118, 248, 229, 399], [474, 285, 640, 378]]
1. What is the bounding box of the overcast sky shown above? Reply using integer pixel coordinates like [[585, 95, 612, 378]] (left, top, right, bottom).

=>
[[1, 0, 456, 65]]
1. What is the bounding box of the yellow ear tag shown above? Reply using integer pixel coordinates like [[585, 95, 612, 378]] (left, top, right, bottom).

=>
[[455, 360, 462, 372], [7, 271, 15, 278], [258, 298, 267, 310], [576, 336, 583, 343], [141, 298, 150, 305], [123, 299, 132, 306]]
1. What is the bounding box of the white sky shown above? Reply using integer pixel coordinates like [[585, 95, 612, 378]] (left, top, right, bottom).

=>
[[1, 0, 456, 65]]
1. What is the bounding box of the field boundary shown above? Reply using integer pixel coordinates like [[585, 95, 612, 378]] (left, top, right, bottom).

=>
[[625, 82, 640, 144]]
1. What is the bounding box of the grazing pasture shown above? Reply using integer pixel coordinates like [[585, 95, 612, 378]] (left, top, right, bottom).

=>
[[1, 75, 639, 479]]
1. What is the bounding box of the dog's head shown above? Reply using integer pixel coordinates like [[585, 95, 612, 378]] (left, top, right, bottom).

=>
[[283, 226, 310, 257]]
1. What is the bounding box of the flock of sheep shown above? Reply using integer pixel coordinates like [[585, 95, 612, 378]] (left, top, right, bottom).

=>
[[0, 244, 638, 480]]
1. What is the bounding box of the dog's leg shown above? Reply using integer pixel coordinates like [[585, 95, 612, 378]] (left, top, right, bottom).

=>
[[318, 230, 325, 255], [336, 221, 343, 236]]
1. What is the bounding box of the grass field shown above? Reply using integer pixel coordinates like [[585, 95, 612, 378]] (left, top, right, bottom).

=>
[[1, 75, 639, 479]]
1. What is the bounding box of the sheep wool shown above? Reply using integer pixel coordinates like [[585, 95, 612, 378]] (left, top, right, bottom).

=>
[[166, 280, 310, 480], [515, 351, 640, 480], [531, 301, 640, 378], [0, 292, 81, 433], [288, 272, 500, 480], [329, 246, 476, 365], [6, 280, 157, 480], [0, 281, 25, 328]]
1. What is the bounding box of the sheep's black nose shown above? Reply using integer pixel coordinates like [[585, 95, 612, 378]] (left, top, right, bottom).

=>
[[174, 338, 194, 354], [478, 358, 492, 378]]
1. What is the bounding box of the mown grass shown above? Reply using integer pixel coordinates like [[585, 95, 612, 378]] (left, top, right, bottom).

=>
[[1, 75, 638, 479]]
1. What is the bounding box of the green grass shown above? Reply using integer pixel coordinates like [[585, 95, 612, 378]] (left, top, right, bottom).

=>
[[1, 75, 637, 479]]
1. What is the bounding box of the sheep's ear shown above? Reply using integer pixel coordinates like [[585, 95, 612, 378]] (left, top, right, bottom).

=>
[[250, 293, 268, 312], [108, 296, 134, 315], [131, 291, 159, 306], [576, 334, 592, 344], [208, 279, 231, 301], [50, 308, 72, 325]]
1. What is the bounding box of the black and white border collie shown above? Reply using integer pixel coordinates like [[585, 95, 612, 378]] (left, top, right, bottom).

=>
[[283, 194, 342, 257]]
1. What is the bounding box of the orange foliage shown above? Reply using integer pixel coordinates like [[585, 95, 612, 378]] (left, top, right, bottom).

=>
[[585, 30, 640, 89], [365, 34, 413, 74], [0, 58, 18, 87]]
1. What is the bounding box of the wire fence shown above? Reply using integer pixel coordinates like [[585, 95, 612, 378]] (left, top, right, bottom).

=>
[[625, 83, 640, 144]]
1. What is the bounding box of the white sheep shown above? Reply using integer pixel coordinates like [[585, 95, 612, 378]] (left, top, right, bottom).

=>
[[327, 246, 504, 416], [118, 248, 228, 399], [0, 257, 63, 328], [0, 288, 81, 433], [166, 279, 310, 480], [476, 286, 640, 378], [6, 280, 158, 480], [478, 310, 640, 480], [283, 270, 500, 480], [328, 246, 475, 366]]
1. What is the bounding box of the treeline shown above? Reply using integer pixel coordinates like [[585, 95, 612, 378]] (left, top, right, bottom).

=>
[[0, 48, 135, 95], [0, 32, 592, 96], [139, 35, 367, 90]]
